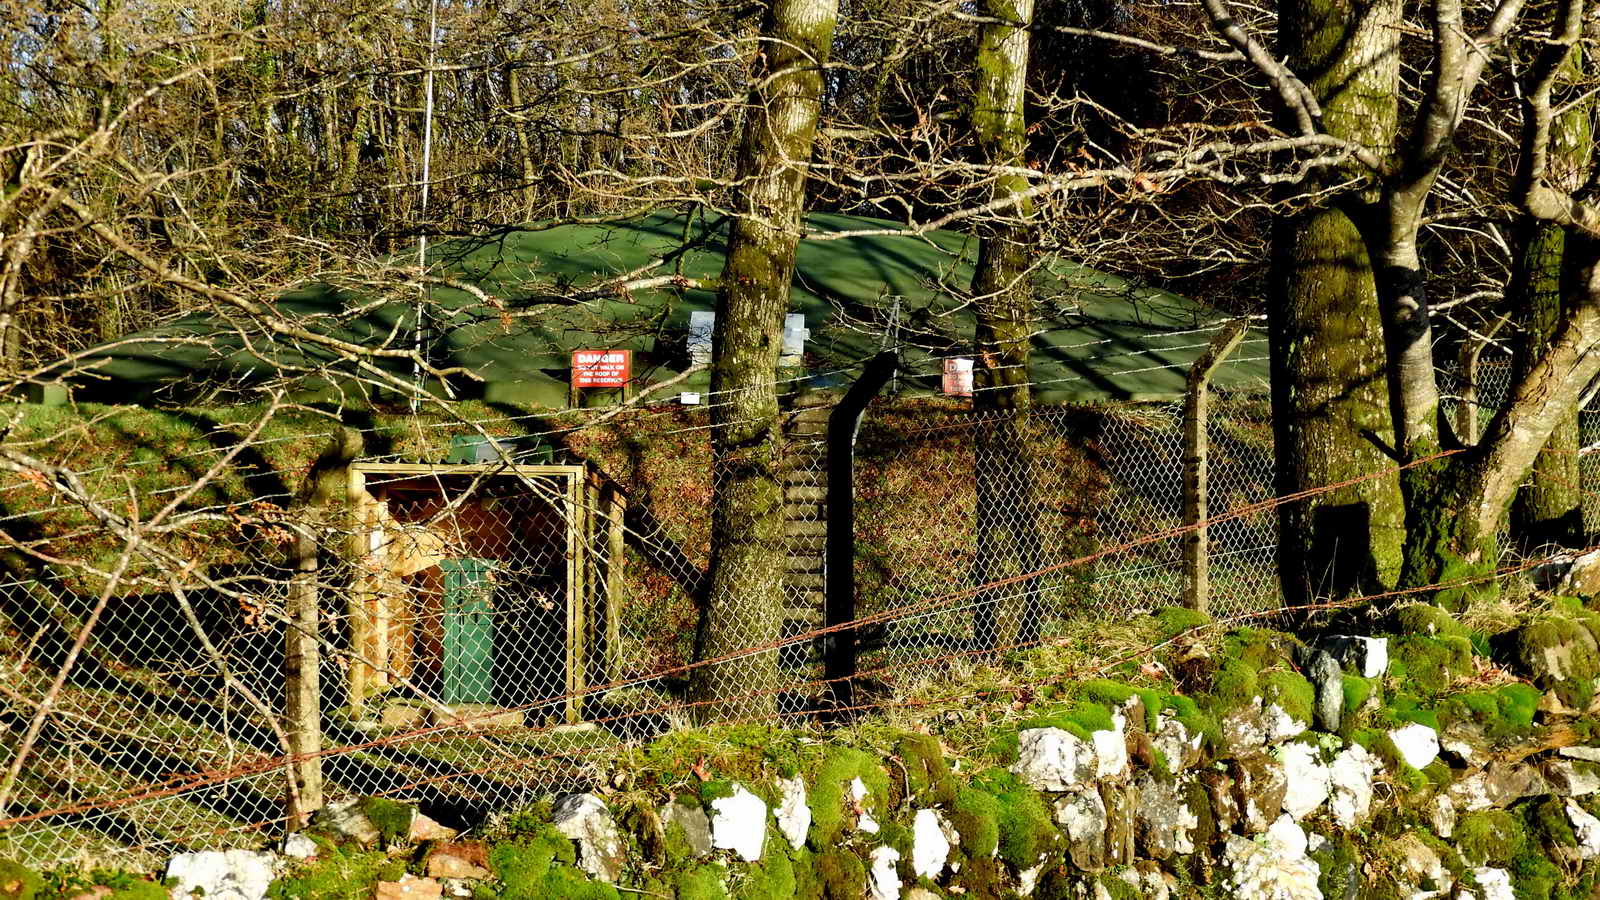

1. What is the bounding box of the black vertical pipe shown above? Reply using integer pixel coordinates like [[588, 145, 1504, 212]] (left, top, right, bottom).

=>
[[824, 351, 898, 714]]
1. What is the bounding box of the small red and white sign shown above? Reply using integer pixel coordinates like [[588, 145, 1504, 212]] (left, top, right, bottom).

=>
[[572, 349, 631, 388], [943, 357, 974, 397]]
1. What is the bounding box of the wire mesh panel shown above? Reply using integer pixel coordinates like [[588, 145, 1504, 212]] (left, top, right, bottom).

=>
[[0, 390, 1285, 868]]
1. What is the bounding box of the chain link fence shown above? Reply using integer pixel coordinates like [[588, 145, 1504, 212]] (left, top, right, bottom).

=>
[[0, 389, 1278, 868]]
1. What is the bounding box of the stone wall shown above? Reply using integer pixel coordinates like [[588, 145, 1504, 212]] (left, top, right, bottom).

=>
[[11, 602, 1600, 900]]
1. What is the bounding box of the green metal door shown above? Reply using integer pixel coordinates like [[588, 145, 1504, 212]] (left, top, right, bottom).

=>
[[439, 558, 496, 704]]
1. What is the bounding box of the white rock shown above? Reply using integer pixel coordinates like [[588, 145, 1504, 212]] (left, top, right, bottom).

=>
[[911, 809, 951, 879], [1472, 868, 1515, 900], [1560, 746, 1600, 763], [1547, 760, 1600, 796], [1017, 861, 1044, 897], [281, 833, 319, 860], [1322, 635, 1389, 678], [869, 846, 901, 900], [1267, 814, 1309, 858], [1430, 795, 1457, 839], [1441, 738, 1477, 766], [850, 777, 880, 833], [1152, 713, 1203, 772], [1278, 743, 1331, 820], [1223, 814, 1321, 900], [553, 793, 626, 883], [166, 850, 279, 900], [1328, 743, 1378, 827], [1012, 727, 1096, 791], [1568, 800, 1600, 859], [710, 785, 768, 862], [775, 775, 811, 851], [1263, 702, 1307, 744], [1093, 712, 1129, 778], [1388, 723, 1440, 770]]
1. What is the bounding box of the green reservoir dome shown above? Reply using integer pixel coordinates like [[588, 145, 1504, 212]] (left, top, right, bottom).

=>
[[53, 211, 1267, 407]]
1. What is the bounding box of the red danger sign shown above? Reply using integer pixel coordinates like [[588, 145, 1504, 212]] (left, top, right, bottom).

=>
[[572, 350, 632, 388]]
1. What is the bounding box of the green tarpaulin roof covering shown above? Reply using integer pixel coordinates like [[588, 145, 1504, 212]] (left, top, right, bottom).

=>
[[57, 212, 1268, 407]]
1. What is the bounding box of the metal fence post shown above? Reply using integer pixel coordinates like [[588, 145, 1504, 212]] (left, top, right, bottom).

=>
[[1182, 320, 1249, 614], [825, 352, 897, 714]]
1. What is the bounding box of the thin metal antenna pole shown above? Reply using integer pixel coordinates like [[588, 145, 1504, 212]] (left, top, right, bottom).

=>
[[411, 0, 438, 412]]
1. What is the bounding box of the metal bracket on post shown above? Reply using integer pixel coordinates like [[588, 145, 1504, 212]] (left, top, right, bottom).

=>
[[824, 351, 898, 717]]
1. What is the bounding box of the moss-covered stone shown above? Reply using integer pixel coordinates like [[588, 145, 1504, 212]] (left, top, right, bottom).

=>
[[813, 849, 865, 900], [1152, 606, 1211, 639], [1259, 670, 1315, 726], [975, 770, 1058, 870], [736, 846, 795, 900], [1436, 684, 1540, 742], [895, 732, 957, 806], [1454, 809, 1527, 866], [806, 748, 890, 848], [950, 785, 1001, 860], [0, 861, 39, 900], [673, 864, 728, 900], [268, 844, 406, 900], [1512, 617, 1599, 709], [1392, 604, 1470, 638], [1389, 634, 1474, 694], [357, 797, 415, 847]]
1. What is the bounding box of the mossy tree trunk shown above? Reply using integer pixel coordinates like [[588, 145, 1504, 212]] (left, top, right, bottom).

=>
[[1270, 0, 1404, 608], [969, 0, 1045, 652], [687, 0, 839, 721], [1392, 8, 1600, 604], [1510, 44, 1592, 549]]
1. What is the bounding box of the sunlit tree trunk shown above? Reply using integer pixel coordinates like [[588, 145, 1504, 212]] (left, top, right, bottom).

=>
[[969, 0, 1044, 652], [1270, 0, 1404, 607], [688, 0, 839, 721]]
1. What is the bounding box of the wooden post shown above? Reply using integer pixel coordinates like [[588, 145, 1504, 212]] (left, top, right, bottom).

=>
[[1182, 320, 1249, 614], [563, 471, 586, 723], [285, 524, 324, 829], [600, 482, 626, 685]]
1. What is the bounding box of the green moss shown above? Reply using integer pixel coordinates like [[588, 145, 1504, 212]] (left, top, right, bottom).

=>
[[267, 845, 397, 900], [976, 771, 1057, 869], [806, 748, 890, 848], [1514, 617, 1600, 708], [540, 867, 620, 900], [949, 786, 1001, 860], [1259, 670, 1315, 725], [895, 732, 957, 805], [481, 827, 617, 900], [1019, 699, 1115, 742], [1342, 676, 1375, 712], [357, 797, 415, 846], [674, 864, 728, 900], [1097, 872, 1140, 900], [1390, 634, 1474, 694], [1309, 833, 1357, 900], [1436, 684, 1540, 742], [1455, 809, 1527, 866], [736, 848, 795, 900], [0, 861, 39, 900], [1393, 604, 1470, 638], [699, 779, 736, 806], [1208, 659, 1259, 710], [1153, 606, 1211, 638], [813, 849, 865, 900], [1530, 797, 1578, 848]]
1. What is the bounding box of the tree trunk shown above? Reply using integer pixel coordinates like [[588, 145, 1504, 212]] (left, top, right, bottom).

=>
[[1511, 42, 1592, 549], [687, 0, 839, 722], [1271, 0, 1405, 606], [969, 0, 1043, 652], [1510, 220, 1584, 547]]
